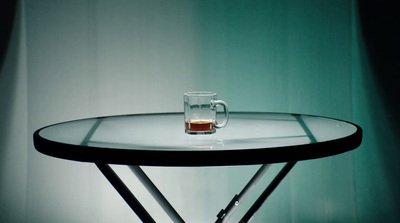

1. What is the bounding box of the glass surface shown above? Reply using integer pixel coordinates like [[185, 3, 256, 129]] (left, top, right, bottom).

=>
[[38, 113, 358, 151]]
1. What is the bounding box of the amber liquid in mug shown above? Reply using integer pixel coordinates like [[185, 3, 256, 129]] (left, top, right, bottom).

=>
[[185, 120, 215, 132]]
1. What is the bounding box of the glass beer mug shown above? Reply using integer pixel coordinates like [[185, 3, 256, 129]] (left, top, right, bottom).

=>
[[184, 92, 229, 134]]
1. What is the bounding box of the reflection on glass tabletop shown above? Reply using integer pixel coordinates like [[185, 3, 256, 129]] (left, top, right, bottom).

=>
[[33, 112, 362, 166]]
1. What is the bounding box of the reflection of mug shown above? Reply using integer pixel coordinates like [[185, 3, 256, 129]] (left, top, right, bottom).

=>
[[184, 92, 229, 134]]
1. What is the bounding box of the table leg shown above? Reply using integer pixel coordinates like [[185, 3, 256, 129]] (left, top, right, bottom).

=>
[[95, 163, 156, 223], [216, 164, 272, 223], [239, 161, 297, 223], [129, 165, 185, 223]]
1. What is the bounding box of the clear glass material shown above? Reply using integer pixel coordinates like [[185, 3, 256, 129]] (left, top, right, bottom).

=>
[[38, 113, 358, 151], [184, 92, 229, 135], [35, 112, 362, 165]]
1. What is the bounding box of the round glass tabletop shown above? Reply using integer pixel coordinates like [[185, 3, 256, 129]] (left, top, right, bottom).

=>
[[33, 112, 362, 166]]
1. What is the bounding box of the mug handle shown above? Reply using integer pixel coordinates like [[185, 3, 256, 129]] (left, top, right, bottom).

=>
[[211, 100, 229, 129]]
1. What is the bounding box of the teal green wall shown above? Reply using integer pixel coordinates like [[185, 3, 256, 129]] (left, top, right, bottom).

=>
[[193, 0, 352, 117], [192, 1, 356, 221], [352, 1, 400, 222], [1, 0, 399, 222]]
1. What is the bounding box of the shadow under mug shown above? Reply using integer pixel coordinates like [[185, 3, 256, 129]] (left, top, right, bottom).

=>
[[184, 92, 229, 135]]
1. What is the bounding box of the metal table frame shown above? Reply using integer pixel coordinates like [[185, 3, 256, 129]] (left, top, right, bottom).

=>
[[95, 162, 296, 223], [34, 113, 362, 222], [88, 115, 311, 222]]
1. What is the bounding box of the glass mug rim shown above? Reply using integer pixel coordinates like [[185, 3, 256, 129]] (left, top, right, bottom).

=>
[[184, 91, 216, 97]]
